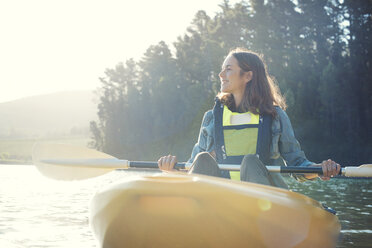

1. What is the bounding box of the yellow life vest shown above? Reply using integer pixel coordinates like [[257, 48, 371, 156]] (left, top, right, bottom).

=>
[[213, 99, 272, 181], [222, 106, 259, 180]]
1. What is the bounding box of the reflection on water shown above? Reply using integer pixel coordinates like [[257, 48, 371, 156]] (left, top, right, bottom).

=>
[[0, 165, 371, 247], [286, 176, 372, 248]]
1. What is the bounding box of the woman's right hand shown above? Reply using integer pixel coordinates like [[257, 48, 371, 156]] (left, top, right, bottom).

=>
[[158, 155, 178, 171]]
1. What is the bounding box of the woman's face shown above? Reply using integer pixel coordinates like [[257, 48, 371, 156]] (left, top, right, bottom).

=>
[[219, 55, 250, 95]]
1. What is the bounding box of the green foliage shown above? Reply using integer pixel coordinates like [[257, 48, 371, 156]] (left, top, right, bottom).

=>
[[91, 0, 372, 165]]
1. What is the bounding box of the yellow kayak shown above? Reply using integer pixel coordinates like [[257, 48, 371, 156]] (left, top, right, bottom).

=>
[[90, 173, 340, 248]]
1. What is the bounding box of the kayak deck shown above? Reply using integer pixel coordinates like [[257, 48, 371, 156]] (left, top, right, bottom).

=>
[[90, 173, 340, 248]]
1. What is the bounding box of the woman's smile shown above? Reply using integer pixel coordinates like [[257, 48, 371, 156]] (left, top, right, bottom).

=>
[[219, 55, 248, 95]]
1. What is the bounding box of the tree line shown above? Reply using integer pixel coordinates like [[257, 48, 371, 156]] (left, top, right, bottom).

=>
[[90, 0, 372, 165]]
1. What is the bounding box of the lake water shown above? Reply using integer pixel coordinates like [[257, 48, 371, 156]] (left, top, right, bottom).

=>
[[0, 164, 371, 247]]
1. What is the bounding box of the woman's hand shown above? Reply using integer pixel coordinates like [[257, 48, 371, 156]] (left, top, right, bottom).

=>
[[319, 159, 341, 180], [304, 159, 341, 180], [158, 155, 178, 171]]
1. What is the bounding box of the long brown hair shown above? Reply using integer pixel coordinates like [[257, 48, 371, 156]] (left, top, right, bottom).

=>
[[218, 48, 286, 117]]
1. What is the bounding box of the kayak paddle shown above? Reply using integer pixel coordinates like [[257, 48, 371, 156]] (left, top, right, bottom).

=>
[[32, 143, 372, 180]]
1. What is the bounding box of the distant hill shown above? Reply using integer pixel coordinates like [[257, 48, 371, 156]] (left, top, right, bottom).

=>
[[0, 91, 98, 138]]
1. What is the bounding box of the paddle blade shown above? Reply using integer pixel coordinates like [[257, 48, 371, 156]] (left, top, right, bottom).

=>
[[32, 143, 118, 180], [344, 164, 372, 177]]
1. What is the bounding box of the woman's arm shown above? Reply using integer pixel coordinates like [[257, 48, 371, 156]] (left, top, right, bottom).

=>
[[275, 108, 340, 180], [276, 108, 312, 168], [275, 108, 316, 181], [158, 110, 215, 171], [188, 110, 215, 163]]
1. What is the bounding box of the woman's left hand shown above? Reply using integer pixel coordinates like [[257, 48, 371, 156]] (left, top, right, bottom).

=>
[[317, 159, 341, 180]]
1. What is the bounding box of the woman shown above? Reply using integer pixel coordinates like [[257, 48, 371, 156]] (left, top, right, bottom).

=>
[[158, 48, 340, 188]]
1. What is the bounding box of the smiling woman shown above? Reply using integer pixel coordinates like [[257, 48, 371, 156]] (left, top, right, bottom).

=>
[[217, 49, 286, 115], [158, 47, 341, 186]]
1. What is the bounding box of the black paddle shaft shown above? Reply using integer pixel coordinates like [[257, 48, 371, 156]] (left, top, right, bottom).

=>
[[128, 161, 336, 175], [279, 166, 324, 174]]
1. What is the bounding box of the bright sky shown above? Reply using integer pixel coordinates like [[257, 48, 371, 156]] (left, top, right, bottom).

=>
[[0, 0, 232, 103]]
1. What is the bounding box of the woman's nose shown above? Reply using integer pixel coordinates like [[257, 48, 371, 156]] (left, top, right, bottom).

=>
[[219, 70, 224, 78]]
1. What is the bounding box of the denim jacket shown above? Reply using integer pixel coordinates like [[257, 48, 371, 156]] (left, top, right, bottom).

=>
[[188, 106, 314, 181]]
